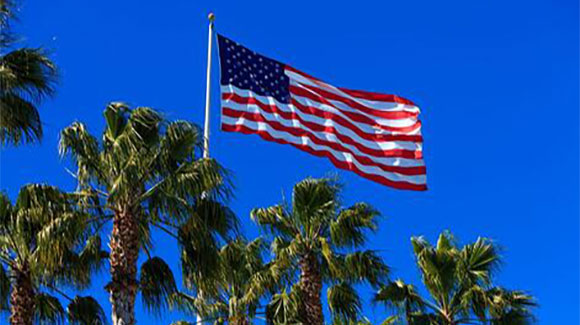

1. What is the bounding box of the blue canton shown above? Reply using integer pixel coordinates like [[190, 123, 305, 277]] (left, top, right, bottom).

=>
[[218, 34, 290, 103]]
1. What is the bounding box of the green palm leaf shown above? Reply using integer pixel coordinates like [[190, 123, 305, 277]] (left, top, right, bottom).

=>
[[34, 293, 65, 325], [139, 257, 178, 314], [66, 295, 107, 325], [0, 47, 57, 145]]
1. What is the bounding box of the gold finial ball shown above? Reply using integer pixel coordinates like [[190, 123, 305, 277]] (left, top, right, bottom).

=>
[[208, 12, 215, 22]]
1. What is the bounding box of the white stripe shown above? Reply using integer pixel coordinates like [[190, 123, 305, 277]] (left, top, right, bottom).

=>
[[222, 100, 422, 153], [285, 70, 420, 113], [222, 117, 427, 184], [221, 85, 421, 133]]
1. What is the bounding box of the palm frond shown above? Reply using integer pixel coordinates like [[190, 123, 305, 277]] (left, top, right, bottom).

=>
[[330, 203, 379, 248], [0, 48, 57, 98], [58, 122, 102, 186], [35, 292, 65, 325], [51, 235, 108, 290], [327, 282, 362, 322], [266, 288, 302, 325], [139, 256, 178, 314], [33, 211, 89, 273], [458, 237, 500, 286], [67, 295, 107, 325], [292, 177, 339, 233], [0, 47, 57, 145], [375, 280, 425, 318], [412, 234, 457, 307], [251, 204, 296, 239], [0, 93, 41, 145], [125, 106, 162, 148], [103, 102, 129, 141], [340, 250, 390, 287], [160, 120, 201, 163], [486, 287, 536, 324]]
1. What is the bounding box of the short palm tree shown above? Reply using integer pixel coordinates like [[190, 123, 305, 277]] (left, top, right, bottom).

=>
[[0, 0, 58, 146], [59, 102, 235, 325], [252, 177, 390, 324], [0, 184, 107, 325], [374, 231, 536, 324], [174, 238, 281, 325]]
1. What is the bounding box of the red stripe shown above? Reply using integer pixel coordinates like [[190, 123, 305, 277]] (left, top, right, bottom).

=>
[[285, 65, 417, 106], [223, 107, 425, 171], [338, 88, 416, 106], [291, 84, 418, 123], [223, 93, 423, 143], [222, 123, 427, 191]]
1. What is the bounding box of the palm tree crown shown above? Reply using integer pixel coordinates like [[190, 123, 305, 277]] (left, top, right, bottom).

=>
[[0, 0, 58, 146], [0, 184, 107, 324], [175, 237, 283, 325], [252, 177, 390, 324], [375, 231, 536, 324], [59, 102, 236, 325]]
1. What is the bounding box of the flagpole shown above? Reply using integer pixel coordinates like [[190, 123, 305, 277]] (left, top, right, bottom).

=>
[[198, 15, 215, 325], [203, 12, 215, 159]]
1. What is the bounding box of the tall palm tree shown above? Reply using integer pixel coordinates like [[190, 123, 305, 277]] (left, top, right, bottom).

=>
[[59, 102, 235, 325], [0, 0, 58, 146], [374, 231, 536, 324], [174, 238, 282, 325], [0, 184, 107, 325], [252, 177, 390, 325]]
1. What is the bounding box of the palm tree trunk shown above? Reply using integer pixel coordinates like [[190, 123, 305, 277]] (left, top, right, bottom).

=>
[[107, 210, 139, 325], [10, 264, 35, 325], [299, 253, 324, 325]]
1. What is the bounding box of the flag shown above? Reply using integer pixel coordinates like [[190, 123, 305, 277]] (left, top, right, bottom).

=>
[[217, 34, 427, 191]]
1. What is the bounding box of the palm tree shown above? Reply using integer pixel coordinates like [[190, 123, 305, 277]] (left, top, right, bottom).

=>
[[59, 102, 235, 325], [0, 0, 58, 146], [252, 177, 390, 325], [374, 231, 536, 324], [174, 238, 282, 325], [0, 184, 107, 324]]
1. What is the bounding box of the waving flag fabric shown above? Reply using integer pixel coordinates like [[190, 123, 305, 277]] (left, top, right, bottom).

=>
[[217, 34, 427, 191]]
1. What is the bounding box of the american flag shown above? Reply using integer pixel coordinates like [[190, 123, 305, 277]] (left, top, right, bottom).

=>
[[217, 34, 426, 191]]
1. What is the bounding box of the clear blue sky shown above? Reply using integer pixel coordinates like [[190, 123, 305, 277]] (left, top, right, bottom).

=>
[[1, 0, 578, 323]]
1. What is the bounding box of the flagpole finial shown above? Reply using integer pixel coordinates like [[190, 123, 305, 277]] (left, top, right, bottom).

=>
[[208, 12, 215, 22]]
